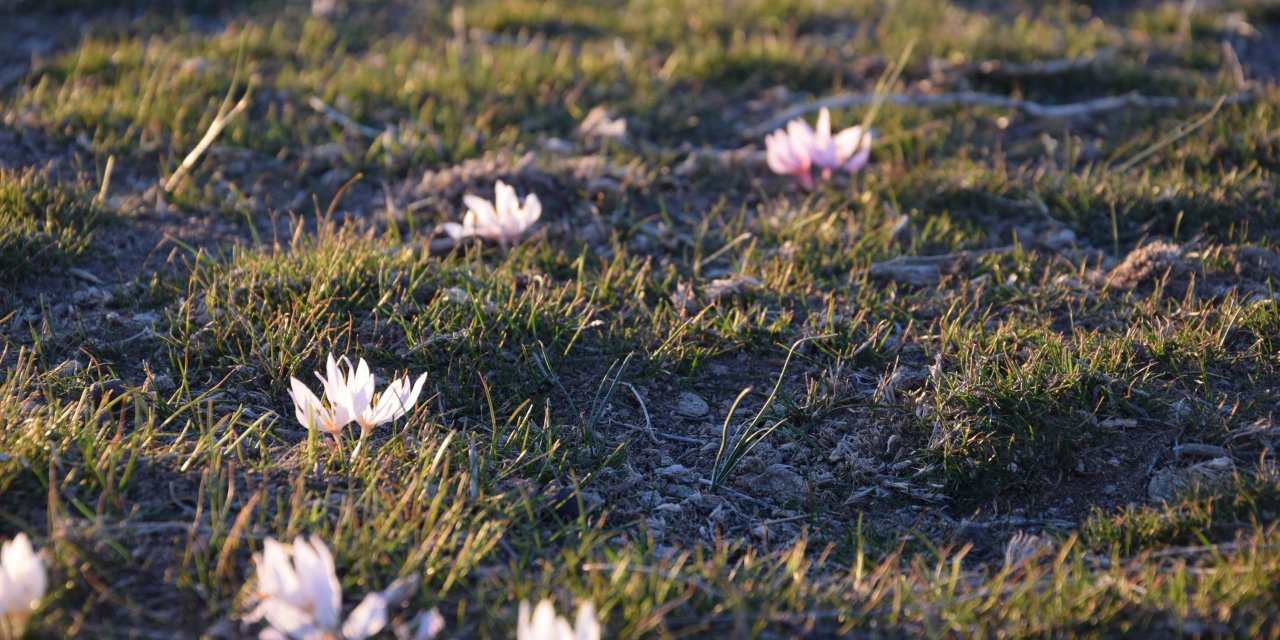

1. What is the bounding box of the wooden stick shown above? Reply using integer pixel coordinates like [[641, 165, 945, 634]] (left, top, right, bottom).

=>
[[745, 89, 1256, 138], [963, 48, 1117, 79]]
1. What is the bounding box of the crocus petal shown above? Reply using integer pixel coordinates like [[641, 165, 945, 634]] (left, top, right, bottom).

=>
[[495, 181, 520, 221], [253, 599, 320, 640], [347, 358, 374, 420], [834, 125, 872, 172], [326, 354, 343, 394], [439, 222, 468, 240], [256, 539, 297, 599], [0, 533, 45, 627], [289, 378, 328, 433], [463, 194, 502, 237], [517, 601, 531, 639], [251, 538, 320, 640], [521, 192, 542, 227], [316, 361, 348, 421], [554, 619, 576, 639], [785, 119, 814, 171], [368, 379, 404, 426], [258, 628, 290, 640], [842, 145, 871, 173], [341, 592, 388, 640], [531, 600, 558, 638], [412, 609, 445, 640], [292, 537, 341, 630], [0, 571, 17, 618], [402, 372, 428, 414], [765, 131, 802, 176], [575, 603, 600, 640], [1, 534, 45, 610], [368, 370, 422, 426], [810, 108, 837, 170]]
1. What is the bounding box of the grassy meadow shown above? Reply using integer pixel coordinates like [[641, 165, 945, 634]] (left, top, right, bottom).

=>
[[1, 0, 1279, 636]]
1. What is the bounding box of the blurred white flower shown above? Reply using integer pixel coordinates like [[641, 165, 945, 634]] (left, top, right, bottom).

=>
[[249, 536, 407, 640], [410, 609, 445, 640], [808, 107, 873, 177], [765, 118, 815, 190], [441, 180, 542, 246], [765, 107, 872, 189], [517, 599, 600, 640], [578, 106, 628, 143], [0, 533, 46, 638]]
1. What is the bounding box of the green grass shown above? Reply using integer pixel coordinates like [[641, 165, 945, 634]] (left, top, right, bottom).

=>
[[0, 169, 104, 282], [1, 0, 1279, 637]]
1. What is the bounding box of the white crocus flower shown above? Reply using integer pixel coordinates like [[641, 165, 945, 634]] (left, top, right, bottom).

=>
[[0, 533, 46, 639], [360, 371, 428, 430], [315, 354, 372, 426], [288, 375, 353, 447], [326, 355, 427, 436], [441, 180, 542, 247], [315, 354, 427, 457], [516, 599, 600, 640], [248, 536, 407, 640]]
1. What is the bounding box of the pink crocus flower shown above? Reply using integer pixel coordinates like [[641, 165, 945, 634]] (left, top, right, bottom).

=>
[[765, 118, 815, 190], [765, 107, 873, 189]]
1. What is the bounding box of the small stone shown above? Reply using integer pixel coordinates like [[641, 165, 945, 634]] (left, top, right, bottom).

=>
[[675, 392, 709, 418], [72, 287, 114, 307], [748, 464, 805, 497], [1040, 228, 1077, 251], [87, 379, 129, 406], [586, 177, 622, 199], [53, 359, 83, 376], [577, 106, 628, 142], [1148, 457, 1234, 503], [663, 483, 697, 499], [539, 137, 574, 154], [656, 463, 698, 484], [149, 374, 176, 395], [311, 0, 338, 19], [653, 503, 683, 515], [179, 57, 209, 75]]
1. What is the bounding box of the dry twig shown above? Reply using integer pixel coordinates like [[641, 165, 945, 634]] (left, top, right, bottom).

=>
[[746, 90, 1255, 138], [164, 88, 251, 192]]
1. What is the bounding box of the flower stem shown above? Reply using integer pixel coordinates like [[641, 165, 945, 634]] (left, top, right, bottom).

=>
[[351, 431, 369, 460]]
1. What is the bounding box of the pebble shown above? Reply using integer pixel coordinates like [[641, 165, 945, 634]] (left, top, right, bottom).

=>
[[675, 391, 709, 418]]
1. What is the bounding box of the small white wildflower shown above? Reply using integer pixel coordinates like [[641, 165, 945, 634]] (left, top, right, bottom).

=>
[[516, 599, 600, 640], [248, 536, 410, 640], [440, 180, 542, 247], [0, 533, 46, 639]]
